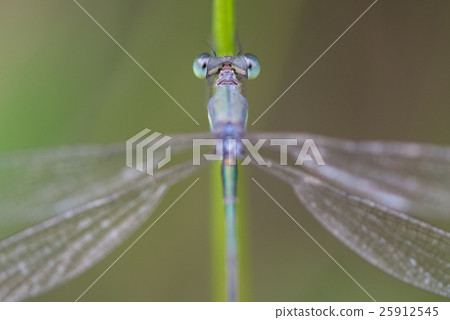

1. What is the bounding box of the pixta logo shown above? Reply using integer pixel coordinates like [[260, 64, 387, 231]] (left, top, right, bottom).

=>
[[126, 129, 325, 175], [192, 138, 325, 166], [126, 129, 172, 176]]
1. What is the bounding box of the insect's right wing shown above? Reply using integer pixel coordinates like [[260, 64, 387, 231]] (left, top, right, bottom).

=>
[[249, 132, 450, 222], [249, 132, 450, 298], [0, 133, 210, 301]]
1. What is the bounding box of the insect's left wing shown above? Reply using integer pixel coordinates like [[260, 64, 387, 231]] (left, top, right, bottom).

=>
[[0, 133, 208, 234], [0, 133, 209, 301]]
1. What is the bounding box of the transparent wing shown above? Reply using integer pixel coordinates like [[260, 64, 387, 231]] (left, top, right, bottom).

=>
[[0, 133, 208, 236], [249, 133, 450, 298], [249, 132, 450, 222], [0, 133, 209, 301]]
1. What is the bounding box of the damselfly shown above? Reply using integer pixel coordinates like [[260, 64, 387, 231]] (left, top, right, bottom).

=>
[[0, 50, 449, 301]]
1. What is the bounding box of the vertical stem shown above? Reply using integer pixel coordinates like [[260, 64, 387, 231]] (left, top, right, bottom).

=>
[[210, 162, 226, 301], [221, 163, 238, 301], [212, 0, 235, 55], [210, 0, 242, 302]]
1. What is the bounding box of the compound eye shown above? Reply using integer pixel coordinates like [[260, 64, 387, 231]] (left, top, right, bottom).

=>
[[193, 53, 211, 79], [244, 53, 260, 79]]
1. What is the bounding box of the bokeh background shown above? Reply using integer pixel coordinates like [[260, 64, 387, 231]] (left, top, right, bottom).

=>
[[0, 0, 449, 301]]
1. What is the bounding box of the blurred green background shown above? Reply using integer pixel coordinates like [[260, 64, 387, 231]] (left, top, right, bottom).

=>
[[0, 0, 449, 301]]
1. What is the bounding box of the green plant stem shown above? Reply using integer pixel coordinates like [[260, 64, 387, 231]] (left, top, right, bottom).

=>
[[210, 0, 249, 301]]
